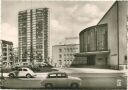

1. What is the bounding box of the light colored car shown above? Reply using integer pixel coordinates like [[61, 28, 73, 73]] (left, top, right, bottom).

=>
[[40, 72, 81, 88], [8, 67, 36, 78]]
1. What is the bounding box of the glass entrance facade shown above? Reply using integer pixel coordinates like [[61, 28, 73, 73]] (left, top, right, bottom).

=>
[[78, 24, 109, 66], [80, 24, 108, 52]]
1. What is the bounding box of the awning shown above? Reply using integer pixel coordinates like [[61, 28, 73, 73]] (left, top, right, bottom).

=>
[[75, 51, 110, 56]]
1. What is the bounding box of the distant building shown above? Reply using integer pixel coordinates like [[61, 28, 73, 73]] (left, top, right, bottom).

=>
[[58, 37, 79, 45], [18, 8, 49, 66], [0, 40, 14, 68], [75, 1, 128, 69], [52, 44, 79, 68], [64, 37, 79, 45]]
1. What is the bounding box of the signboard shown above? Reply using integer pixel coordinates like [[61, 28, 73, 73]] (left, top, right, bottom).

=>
[[117, 79, 122, 87]]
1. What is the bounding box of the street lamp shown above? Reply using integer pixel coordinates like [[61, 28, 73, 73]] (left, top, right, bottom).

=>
[[125, 55, 127, 69]]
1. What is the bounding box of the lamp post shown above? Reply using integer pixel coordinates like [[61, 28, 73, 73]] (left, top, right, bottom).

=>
[[125, 55, 127, 69]]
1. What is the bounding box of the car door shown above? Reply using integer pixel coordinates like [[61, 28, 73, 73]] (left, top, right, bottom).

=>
[[47, 73, 57, 87], [56, 73, 68, 87], [18, 68, 23, 77], [22, 68, 28, 77]]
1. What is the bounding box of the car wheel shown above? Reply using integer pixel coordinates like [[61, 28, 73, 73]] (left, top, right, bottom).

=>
[[9, 74, 15, 78], [71, 83, 79, 88], [26, 74, 32, 78], [45, 83, 53, 88]]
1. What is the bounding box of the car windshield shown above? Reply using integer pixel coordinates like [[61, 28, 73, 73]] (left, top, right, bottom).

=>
[[23, 69, 28, 71], [61, 73, 67, 78], [48, 74, 56, 78], [18, 69, 22, 71], [57, 73, 67, 78]]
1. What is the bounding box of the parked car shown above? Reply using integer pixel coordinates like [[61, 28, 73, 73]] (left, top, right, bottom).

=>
[[40, 72, 81, 88], [8, 67, 36, 78]]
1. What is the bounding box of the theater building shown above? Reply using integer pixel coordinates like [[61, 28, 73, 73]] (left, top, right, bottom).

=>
[[74, 1, 128, 69]]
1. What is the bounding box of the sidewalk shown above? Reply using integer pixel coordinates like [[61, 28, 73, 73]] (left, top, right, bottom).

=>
[[0, 68, 127, 77], [55, 68, 127, 73], [0, 73, 48, 78]]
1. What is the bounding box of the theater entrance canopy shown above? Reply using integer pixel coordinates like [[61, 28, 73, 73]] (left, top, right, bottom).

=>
[[75, 51, 110, 57]]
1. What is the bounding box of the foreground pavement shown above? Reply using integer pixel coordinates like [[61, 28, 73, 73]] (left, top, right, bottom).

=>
[[0, 68, 127, 89]]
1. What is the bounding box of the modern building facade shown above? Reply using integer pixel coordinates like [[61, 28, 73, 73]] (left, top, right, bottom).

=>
[[97, 1, 128, 69], [0, 40, 14, 68], [75, 1, 128, 69], [18, 8, 49, 66], [52, 44, 79, 68]]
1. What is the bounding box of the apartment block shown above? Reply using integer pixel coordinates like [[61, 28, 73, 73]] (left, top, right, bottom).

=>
[[0, 40, 13, 68], [18, 8, 49, 66]]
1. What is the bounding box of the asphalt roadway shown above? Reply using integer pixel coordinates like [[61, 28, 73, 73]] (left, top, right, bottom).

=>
[[0, 73, 127, 89], [0, 68, 127, 89]]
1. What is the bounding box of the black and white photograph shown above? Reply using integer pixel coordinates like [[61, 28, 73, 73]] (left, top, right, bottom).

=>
[[0, 0, 128, 89]]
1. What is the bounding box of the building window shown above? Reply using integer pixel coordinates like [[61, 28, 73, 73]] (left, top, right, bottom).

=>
[[59, 54, 62, 58], [3, 62, 7, 65], [9, 48, 13, 51], [67, 48, 70, 52], [22, 59, 27, 62], [59, 60, 62, 65], [2, 48, 7, 51], [64, 54, 66, 57], [3, 53, 7, 56], [2, 44, 7, 47], [3, 57, 7, 60], [70, 48, 73, 52], [23, 63, 28, 65], [59, 49, 62, 53], [64, 48, 66, 52]]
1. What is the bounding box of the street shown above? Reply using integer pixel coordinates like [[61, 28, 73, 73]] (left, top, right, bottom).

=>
[[0, 68, 127, 89]]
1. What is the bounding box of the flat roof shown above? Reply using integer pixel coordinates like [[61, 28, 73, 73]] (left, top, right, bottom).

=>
[[75, 51, 110, 56], [0, 40, 13, 45], [79, 24, 107, 35], [53, 44, 79, 47]]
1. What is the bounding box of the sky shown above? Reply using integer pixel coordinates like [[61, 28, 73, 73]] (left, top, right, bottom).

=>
[[1, 0, 114, 49]]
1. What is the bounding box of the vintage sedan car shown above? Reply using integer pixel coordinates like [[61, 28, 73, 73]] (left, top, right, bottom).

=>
[[40, 72, 81, 88], [8, 67, 36, 78]]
